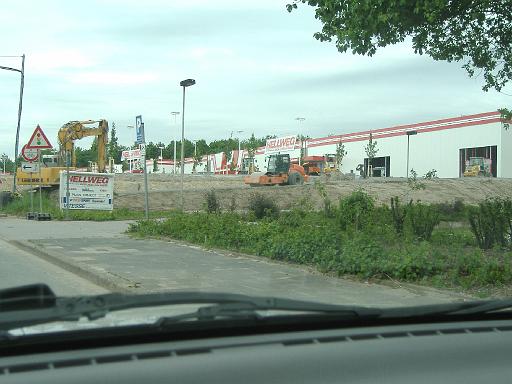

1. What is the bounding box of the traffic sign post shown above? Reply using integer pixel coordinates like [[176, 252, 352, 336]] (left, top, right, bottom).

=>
[[21, 162, 39, 173], [26, 125, 52, 150], [24, 124, 53, 220], [21, 144, 38, 162]]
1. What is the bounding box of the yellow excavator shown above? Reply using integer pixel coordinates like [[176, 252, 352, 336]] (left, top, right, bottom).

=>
[[16, 120, 109, 187]]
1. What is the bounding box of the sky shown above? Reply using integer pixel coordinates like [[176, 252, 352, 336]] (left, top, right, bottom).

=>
[[0, 0, 510, 158]]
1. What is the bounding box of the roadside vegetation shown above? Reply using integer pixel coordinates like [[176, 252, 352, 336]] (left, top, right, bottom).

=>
[[0, 191, 175, 221], [128, 185, 512, 296]]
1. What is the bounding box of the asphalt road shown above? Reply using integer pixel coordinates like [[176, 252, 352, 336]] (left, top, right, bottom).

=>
[[0, 217, 467, 307], [0, 237, 107, 295]]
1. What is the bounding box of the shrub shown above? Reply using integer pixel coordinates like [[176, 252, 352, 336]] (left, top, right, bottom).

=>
[[337, 190, 374, 231], [390, 196, 407, 235], [204, 189, 220, 214], [248, 193, 279, 219], [408, 169, 426, 190], [228, 195, 237, 212], [314, 180, 334, 217], [432, 199, 467, 221], [468, 198, 512, 249], [407, 201, 440, 241]]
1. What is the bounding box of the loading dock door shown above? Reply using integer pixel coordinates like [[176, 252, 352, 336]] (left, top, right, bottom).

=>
[[364, 156, 390, 177], [459, 145, 497, 177]]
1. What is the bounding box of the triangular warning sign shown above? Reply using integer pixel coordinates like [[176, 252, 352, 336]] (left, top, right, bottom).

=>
[[26, 124, 53, 149]]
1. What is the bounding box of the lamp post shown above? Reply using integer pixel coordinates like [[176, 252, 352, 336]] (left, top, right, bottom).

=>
[[406, 130, 417, 178], [126, 125, 135, 172], [171, 112, 180, 174], [1, 154, 7, 174], [230, 130, 244, 173], [179, 79, 196, 211], [0, 54, 25, 193]]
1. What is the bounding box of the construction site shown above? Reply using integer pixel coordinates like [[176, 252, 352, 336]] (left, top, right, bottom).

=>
[[2, 110, 511, 214]]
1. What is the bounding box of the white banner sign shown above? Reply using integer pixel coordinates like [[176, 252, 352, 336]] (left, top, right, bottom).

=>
[[265, 135, 297, 154], [59, 171, 114, 210], [121, 149, 141, 161]]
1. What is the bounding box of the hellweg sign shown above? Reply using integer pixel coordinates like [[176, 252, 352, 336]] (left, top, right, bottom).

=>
[[59, 171, 114, 210]]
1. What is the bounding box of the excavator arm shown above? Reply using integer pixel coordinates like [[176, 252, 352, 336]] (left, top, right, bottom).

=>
[[58, 120, 109, 172]]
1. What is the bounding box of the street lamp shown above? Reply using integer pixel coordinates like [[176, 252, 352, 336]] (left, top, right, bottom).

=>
[[231, 130, 244, 173], [171, 112, 180, 174], [0, 54, 25, 193], [1, 154, 7, 174], [406, 130, 418, 178], [179, 78, 196, 210]]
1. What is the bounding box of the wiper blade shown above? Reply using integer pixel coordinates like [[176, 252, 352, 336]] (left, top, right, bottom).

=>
[[379, 299, 512, 319], [0, 284, 381, 332]]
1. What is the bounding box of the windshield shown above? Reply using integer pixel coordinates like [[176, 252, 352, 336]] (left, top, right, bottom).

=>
[[0, 0, 511, 336]]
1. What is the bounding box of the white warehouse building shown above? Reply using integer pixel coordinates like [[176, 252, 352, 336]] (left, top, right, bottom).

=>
[[146, 111, 511, 178], [298, 111, 511, 178]]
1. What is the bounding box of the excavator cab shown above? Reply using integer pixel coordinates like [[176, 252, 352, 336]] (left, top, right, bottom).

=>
[[267, 154, 290, 175]]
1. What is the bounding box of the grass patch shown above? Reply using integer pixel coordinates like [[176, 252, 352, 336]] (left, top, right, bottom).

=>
[[0, 191, 176, 221]]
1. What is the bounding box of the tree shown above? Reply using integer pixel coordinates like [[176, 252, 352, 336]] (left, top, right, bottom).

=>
[[244, 133, 260, 158], [107, 122, 120, 162], [335, 140, 347, 171], [364, 133, 378, 177], [287, 1, 512, 94]]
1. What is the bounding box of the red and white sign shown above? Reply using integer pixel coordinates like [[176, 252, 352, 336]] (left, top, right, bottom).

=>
[[21, 144, 39, 162], [121, 149, 141, 161], [26, 125, 53, 149], [265, 135, 297, 154], [59, 171, 114, 210]]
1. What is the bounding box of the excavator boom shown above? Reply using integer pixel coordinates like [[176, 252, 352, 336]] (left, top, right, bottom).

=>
[[58, 119, 109, 172]]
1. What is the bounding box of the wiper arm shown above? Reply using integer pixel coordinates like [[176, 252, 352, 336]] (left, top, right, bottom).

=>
[[0, 284, 381, 332]]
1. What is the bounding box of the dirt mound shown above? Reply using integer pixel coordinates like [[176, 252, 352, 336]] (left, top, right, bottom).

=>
[[112, 174, 512, 212]]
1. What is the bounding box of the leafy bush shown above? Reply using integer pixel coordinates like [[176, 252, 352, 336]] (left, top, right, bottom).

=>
[[228, 195, 237, 212], [337, 190, 374, 231], [408, 169, 426, 190], [423, 169, 438, 179], [407, 201, 440, 241], [204, 189, 220, 214], [248, 193, 279, 219], [468, 198, 512, 249], [432, 199, 466, 221], [314, 180, 334, 217], [390, 196, 407, 235]]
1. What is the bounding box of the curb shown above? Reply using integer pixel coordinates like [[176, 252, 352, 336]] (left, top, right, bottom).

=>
[[9, 240, 135, 294]]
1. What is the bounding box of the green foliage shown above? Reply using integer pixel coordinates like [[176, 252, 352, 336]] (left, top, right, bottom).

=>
[[128, 209, 512, 292], [287, 1, 512, 93], [228, 195, 237, 212], [407, 201, 440, 241], [408, 169, 426, 190], [204, 189, 220, 214], [364, 133, 378, 174], [432, 199, 467, 221], [337, 190, 374, 231], [423, 169, 438, 179], [314, 180, 334, 217], [468, 198, 512, 250], [107, 122, 120, 161], [248, 193, 279, 220], [390, 196, 407, 236], [335, 140, 347, 169]]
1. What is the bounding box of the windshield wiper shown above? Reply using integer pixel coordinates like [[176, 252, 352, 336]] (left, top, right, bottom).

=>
[[0, 284, 381, 332], [3, 284, 512, 334]]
